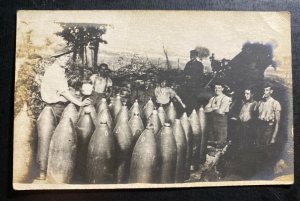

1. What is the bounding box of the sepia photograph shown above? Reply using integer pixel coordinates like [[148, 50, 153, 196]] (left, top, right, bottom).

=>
[[13, 10, 293, 189]]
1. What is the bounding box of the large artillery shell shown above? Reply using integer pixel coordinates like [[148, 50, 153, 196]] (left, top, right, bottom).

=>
[[115, 104, 129, 126], [157, 123, 177, 183], [75, 107, 95, 182], [128, 113, 144, 145], [147, 109, 162, 136], [189, 109, 201, 169], [129, 99, 142, 118], [86, 122, 116, 184], [129, 127, 158, 183], [36, 105, 57, 177], [198, 106, 208, 164], [47, 118, 77, 183], [180, 112, 193, 180], [143, 98, 154, 120], [113, 117, 133, 183], [13, 104, 36, 183], [166, 102, 177, 124], [172, 119, 187, 183], [96, 98, 109, 114], [97, 108, 113, 131], [157, 106, 166, 125], [112, 94, 122, 120], [61, 103, 79, 124]]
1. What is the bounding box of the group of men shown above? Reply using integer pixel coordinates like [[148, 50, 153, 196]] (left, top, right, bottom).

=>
[[205, 82, 281, 151], [39, 49, 281, 179]]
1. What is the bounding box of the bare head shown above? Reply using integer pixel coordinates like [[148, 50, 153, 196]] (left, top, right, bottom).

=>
[[244, 89, 254, 101], [263, 84, 273, 98], [214, 84, 224, 96]]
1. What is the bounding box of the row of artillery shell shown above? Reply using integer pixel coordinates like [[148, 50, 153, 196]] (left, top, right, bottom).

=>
[[25, 95, 207, 184]]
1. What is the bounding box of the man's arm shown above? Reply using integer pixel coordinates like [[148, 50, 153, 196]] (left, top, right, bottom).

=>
[[270, 102, 281, 144], [174, 94, 186, 108], [205, 97, 218, 112], [60, 91, 90, 107]]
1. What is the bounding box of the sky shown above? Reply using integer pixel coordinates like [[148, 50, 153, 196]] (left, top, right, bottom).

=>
[[17, 10, 291, 69]]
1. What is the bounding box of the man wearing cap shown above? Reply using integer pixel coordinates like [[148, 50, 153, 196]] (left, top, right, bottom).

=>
[[205, 83, 232, 146], [256, 83, 281, 146], [89, 63, 113, 108], [40, 54, 91, 121], [184, 50, 204, 83], [183, 50, 204, 113]]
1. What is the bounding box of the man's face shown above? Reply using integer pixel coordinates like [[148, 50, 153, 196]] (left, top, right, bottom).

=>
[[160, 80, 167, 87], [56, 55, 70, 68], [244, 90, 253, 101], [145, 81, 151, 88], [263, 87, 273, 98], [190, 54, 197, 61], [214, 85, 224, 95]]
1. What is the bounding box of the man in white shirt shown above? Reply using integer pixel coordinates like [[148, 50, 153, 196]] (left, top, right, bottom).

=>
[[256, 84, 281, 145], [89, 63, 113, 108], [154, 79, 186, 109], [205, 83, 232, 145], [41, 54, 91, 121]]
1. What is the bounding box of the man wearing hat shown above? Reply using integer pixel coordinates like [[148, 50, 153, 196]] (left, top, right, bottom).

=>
[[40, 54, 91, 121], [183, 50, 204, 114], [205, 83, 232, 146], [89, 63, 113, 108], [184, 49, 204, 82]]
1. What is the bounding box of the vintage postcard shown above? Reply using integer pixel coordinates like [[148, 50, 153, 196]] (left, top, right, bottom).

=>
[[13, 10, 293, 190]]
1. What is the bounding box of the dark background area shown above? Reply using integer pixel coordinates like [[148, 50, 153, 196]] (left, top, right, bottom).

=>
[[0, 0, 299, 201]]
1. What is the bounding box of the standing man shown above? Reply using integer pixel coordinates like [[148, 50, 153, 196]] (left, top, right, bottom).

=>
[[38, 53, 91, 180], [89, 63, 113, 108], [41, 54, 91, 121], [205, 83, 232, 146], [183, 50, 204, 114], [154, 79, 186, 109], [184, 50, 204, 80], [256, 84, 281, 146], [232, 88, 257, 150]]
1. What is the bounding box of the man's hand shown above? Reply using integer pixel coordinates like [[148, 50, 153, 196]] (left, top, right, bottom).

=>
[[81, 98, 92, 107], [270, 137, 276, 144]]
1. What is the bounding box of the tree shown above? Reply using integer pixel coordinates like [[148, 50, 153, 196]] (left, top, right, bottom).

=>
[[195, 46, 210, 59], [56, 23, 108, 77]]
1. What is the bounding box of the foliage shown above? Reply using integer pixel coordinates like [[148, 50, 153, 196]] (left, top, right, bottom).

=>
[[195, 46, 210, 59], [14, 58, 55, 120]]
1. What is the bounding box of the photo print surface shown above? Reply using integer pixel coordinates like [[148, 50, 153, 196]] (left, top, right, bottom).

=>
[[13, 10, 293, 189]]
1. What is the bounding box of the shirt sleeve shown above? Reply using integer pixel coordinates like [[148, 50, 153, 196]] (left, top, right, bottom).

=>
[[219, 96, 232, 114], [55, 71, 69, 96], [90, 74, 96, 84], [205, 97, 214, 110], [274, 100, 282, 112]]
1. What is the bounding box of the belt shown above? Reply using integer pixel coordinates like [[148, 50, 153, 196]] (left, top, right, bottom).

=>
[[47, 101, 69, 106]]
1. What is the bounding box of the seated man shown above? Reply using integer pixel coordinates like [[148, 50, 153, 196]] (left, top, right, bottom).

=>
[[154, 79, 186, 109], [205, 83, 232, 146]]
